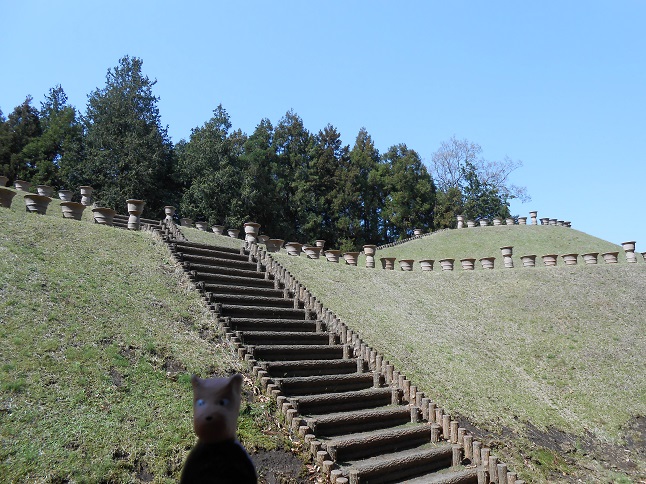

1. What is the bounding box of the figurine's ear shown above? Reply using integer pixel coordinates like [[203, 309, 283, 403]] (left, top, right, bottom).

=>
[[228, 374, 243, 394], [191, 374, 201, 389]]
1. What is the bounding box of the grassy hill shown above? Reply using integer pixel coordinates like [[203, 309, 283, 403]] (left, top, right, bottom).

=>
[[271, 225, 646, 483], [0, 191, 291, 482]]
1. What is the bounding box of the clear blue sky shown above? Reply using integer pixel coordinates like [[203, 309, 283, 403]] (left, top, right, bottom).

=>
[[2, 1, 644, 249]]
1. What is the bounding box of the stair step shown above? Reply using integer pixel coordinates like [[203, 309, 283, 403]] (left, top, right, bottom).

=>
[[203, 284, 285, 299], [403, 468, 478, 484], [172, 240, 242, 254], [192, 272, 276, 289], [340, 444, 453, 484], [305, 406, 412, 437], [262, 359, 358, 378], [174, 244, 248, 261], [289, 387, 392, 415], [252, 344, 344, 362], [322, 425, 431, 462], [179, 253, 258, 270], [239, 331, 329, 346], [220, 304, 307, 320], [275, 372, 374, 396], [212, 294, 296, 308], [185, 262, 265, 279], [227, 318, 320, 333]]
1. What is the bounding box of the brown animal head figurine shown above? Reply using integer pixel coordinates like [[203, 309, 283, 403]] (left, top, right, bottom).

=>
[[191, 374, 243, 444]]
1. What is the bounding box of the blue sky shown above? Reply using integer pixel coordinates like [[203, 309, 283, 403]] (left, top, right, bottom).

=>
[[2, 1, 644, 249]]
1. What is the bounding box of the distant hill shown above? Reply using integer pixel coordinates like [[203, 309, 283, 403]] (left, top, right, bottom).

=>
[[267, 225, 646, 482]]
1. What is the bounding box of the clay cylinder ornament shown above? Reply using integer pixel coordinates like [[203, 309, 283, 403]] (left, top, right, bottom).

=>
[[181, 374, 257, 483]]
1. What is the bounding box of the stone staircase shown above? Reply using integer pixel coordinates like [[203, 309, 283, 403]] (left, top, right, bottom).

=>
[[161, 229, 513, 484]]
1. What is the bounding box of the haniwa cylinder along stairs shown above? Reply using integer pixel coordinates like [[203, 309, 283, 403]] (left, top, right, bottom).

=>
[[160, 223, 514, 484]]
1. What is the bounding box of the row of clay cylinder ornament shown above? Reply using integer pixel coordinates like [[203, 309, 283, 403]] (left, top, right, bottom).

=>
[[0, 180, 147, 230], [250, 245, 524, 484], [456, 212, 571, 228]]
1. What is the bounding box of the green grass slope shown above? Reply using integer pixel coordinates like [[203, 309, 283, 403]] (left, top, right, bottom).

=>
[[272, 226, 646, 482], [0, 193, 283, 482]]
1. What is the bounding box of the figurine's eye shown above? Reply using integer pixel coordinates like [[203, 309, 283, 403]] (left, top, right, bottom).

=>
[[196, 399, 205, 406], [219, 398, 229, 406]]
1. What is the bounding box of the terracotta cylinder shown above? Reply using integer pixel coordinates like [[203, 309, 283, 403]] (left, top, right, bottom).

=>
[[180, 218, 193, 227], [602, 252, 618, 264], [561, 254, 578, 265], [285, 242, 303, 256], [419, 259, 434, 271], [399, 259, 414, 271], [37, 185, 54, 197], [304, 246, 322, 259], [195, 221, 209, 231], [244, 222, 261, 244], [542, 254, 558, 266], [521, 255, 536, 267], [466, 220, 475, 228], [557, 220, 564, 226], [501, 246, 514, 268], [258, 235, 270, 245], [60, 201, 85, 220], [324, 249, 342, 262], [439, 258, 455, 271], [363, 245, 377, 268], [211, 224, 224, 235], [24, 194, 51, 214], [315, 240, 325, 248], [0, 187, 17, 208], [493, 217, 502, 226], [529, 211, 538, 225], [549, 219, 557, 226], [582, 252, 598, 264], [413, 228, 423, 236], [540, 217, 549, 225], [164, 206, 176, 220], [265, 239, 284, 253], [343, 252, 360, 266], [622, 241, 637, 263], [0, 175, 8, 187], [479, 219, 489, 227], [227, 228, 240, 238], [460, 258, 476, 270], [505, 217, 515, 225], [380, 257, 396, 270], [126, 199, 145, 230], [92, 207, 116, 226], [457, 215, 464, 229], [79, 186, 93, 206], [58, 189, 73, 201], [480, 257, 495, 269], [518, 217, 527, 225], [14, 180, 32, 191]]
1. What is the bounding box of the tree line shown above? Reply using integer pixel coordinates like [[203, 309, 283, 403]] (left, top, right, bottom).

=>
[[0, 56, 528, 249]]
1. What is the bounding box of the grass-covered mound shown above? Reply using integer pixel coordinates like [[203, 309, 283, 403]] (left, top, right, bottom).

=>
[[0, 192, 286, 482], [272, 226, 646, 482]]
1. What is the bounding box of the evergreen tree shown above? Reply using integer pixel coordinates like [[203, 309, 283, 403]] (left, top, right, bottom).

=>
[[380, 144, 436, 241], [79, 56, 174, 216], [1, 97, 42, 183], [460, 162, 511, 221]]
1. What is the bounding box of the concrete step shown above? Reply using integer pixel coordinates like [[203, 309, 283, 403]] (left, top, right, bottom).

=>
[[261, 359, 357, 378], [192, 272, 276, 289], [289, 387, 392, 415], [305, 406, 412, 437], [403, 468, 478, 484], [201, 283, 285, 299], [320, 424, 431, 462], [220, 304, 307, 320], [178, 252, 258, 270], [239, 331, 329, 346], [227, 318, 320, 333], [171, 239, 242, 254], [251, 344, 344, 362], [172, 243, 248, 261], [184, 262, 265, 279], [211, 294, 296, 309], [275, 372, 374, 396], [340, 444, 453, 484]]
